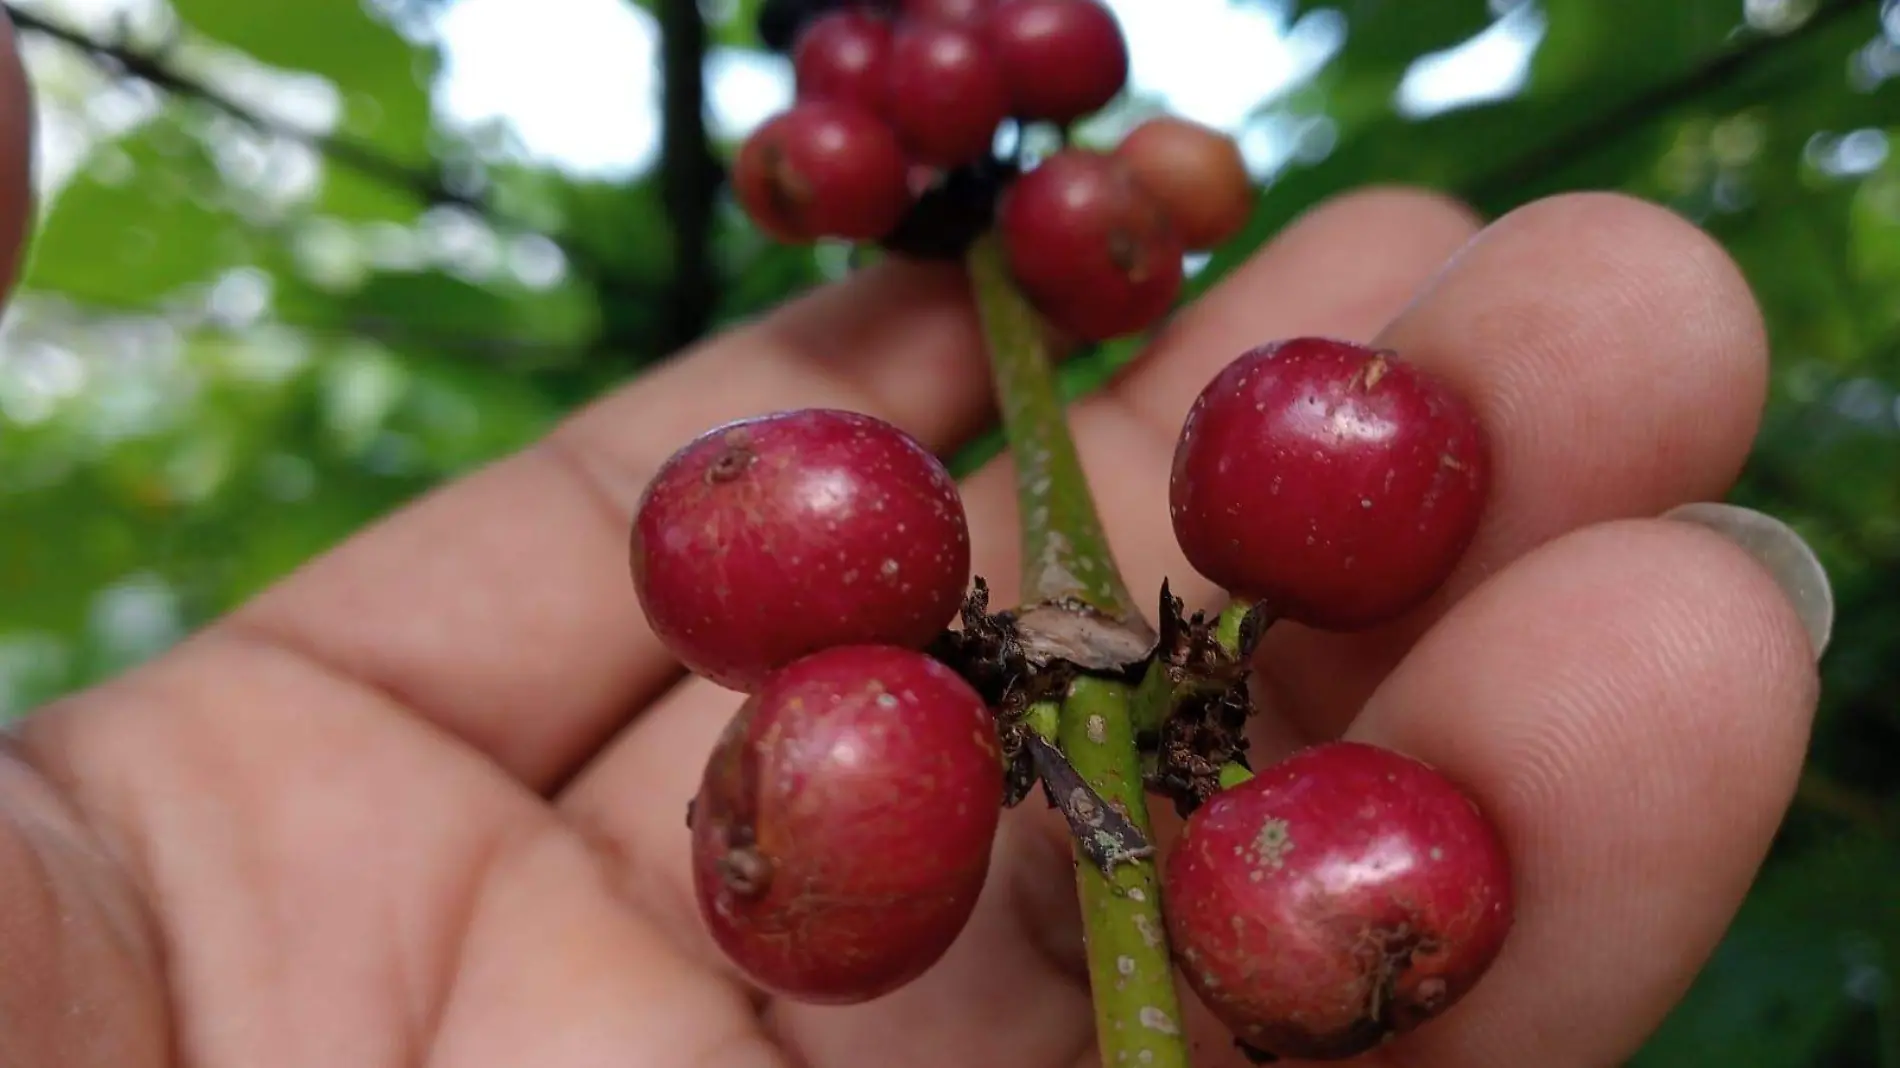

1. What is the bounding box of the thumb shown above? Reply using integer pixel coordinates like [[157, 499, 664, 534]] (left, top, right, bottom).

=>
[[0, 742, 169, 1066]]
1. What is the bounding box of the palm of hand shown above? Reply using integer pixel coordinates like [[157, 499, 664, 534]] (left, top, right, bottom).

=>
[[4, 175, 1819, 1068]]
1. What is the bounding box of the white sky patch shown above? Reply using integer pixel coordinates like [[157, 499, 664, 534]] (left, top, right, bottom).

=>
[[432, 0, 662, 176], [19, 0, 1544, 190], [428, 0, 1533, 180], [1395, 2, 1548, 119], [423, 0, 1355, 179], [1109, 0, 1342, 131], [702, 46, 794, 142]]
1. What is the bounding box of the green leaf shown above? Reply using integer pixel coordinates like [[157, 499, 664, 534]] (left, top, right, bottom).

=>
[[171, 0, 441, 210], [1192, 0, 1883, 293], [1531, 0, 1743, 95], [267, 257, 604, 370], [707, 0, 770, 51], [1290, 0, 1495, 71], [22, 115, 255, 300], [316, 163, 435, 223], [1634, 831, 1900, 1067]]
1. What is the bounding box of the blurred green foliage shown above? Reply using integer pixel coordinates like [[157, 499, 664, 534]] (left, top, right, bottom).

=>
[[0, 0, 1896, 1062]]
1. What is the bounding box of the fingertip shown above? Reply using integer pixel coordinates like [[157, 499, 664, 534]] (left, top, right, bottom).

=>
[[1489, 189, 1770, 405], [1245, 189, 1786, 745], [1344, 517, 1818, 1066], [1458, 191, 1768, 488], [1664, 500, 1834, 660], [1290, 183, 1486, 242], [1381, 189, 1775, 598], [1224, 182, 1485, 323], [1362, 515, 1817, 858]]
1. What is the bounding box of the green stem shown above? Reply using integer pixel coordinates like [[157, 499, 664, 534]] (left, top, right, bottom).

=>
[[1025, 699, 1062, 744], [1061, 677, 1188, 1066], [1214, 600, 1254, 658], [1131, 598, 1262, 736], [965, 233, 1190, 1068], [1128, 658, 1175, 736], [966, 234, 1142, 621]]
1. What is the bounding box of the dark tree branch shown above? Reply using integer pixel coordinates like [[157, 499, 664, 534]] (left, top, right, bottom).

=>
[[653, 0, 721, 353], [1465, 0, 1879, 206], [7, 4, 457, 205], [4, 3, 617, 286]]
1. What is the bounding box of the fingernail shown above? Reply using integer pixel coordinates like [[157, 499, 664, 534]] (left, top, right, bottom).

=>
[[1664, 502, 1834, 660]]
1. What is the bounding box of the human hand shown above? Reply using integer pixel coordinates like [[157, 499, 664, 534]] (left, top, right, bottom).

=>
[[0, 37, 1820, 1066]]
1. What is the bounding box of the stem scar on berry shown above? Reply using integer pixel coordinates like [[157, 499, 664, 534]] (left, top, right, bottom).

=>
[[704, 431, 755, 482], [715, 844, 773, 898]]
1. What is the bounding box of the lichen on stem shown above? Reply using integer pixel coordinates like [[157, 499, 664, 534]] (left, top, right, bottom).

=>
[[964, 232, 1190, 1068]]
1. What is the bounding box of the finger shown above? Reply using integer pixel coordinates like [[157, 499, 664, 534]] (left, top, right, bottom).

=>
[[557, 187, 1484, 1068], [427, 825, 800, 1068], [0, 747, 169, 1067], [223, 259, 992, 788], [0, 12, 31, 303], [1154, 519, 1819, 1068], [1248, 192, 1772, 741], [1342, 518, 1817, 1067]]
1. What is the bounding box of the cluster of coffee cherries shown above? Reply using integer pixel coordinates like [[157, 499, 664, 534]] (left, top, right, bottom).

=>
[[632, 406, 998, 1003], [735, 0, 1255, 341], [630, 333, 1514, 1058]]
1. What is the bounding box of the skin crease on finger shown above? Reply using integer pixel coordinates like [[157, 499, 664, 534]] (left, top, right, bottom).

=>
[[0, 749, 170, 1067]]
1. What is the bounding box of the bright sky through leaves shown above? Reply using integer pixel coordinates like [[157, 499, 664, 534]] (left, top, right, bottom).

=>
[[430, 0, 1541, 177]]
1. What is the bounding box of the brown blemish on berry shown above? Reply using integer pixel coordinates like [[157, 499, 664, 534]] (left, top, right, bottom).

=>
[[717, 844, 772, 898], [706, 429, 756, 483], [1107, 227, 1149, 281], [1357, 354, 1389, 391], [763, 143, 813, 225]]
